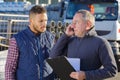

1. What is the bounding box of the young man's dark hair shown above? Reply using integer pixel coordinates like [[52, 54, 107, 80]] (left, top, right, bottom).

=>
[[29, 5, 47, 19]]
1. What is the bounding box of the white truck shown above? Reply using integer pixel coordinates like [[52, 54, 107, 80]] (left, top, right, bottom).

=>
[[62, 0, 120, 71]]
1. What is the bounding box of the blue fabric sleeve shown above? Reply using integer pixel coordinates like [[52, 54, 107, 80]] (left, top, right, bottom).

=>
[[85, 39, 118, 80], [50, 34, 70, 58]]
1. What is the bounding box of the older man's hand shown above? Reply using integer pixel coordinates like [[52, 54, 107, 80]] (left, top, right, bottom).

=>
[[70, 71, 86, 80]]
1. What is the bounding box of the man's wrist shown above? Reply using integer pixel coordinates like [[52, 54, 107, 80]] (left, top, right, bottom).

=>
[[80, 71, 86, 80]]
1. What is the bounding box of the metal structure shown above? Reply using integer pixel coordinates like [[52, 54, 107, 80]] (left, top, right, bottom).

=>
[[4, 0, 62, 5], [0, 13, 68, 50]]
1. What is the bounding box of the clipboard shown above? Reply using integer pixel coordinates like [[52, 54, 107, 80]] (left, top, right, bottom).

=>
[[46, 56, 76, 80]]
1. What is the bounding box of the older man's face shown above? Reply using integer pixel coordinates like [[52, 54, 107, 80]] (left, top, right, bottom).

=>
[[72, 13, 87, 37]]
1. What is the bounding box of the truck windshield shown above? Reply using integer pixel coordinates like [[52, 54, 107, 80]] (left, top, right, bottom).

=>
[[66, 2, 118, 20]]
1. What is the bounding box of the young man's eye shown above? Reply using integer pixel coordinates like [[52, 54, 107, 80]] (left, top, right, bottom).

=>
[[40, 20, 47, 23], [40, 20, 43, 22]]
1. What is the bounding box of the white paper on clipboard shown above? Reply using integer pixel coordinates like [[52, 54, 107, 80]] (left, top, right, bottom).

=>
[[66, 58, 80, 71]]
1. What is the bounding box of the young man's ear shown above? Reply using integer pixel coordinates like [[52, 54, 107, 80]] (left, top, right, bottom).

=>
[[29, 17, 33, 23], [29, 17, 34, 27], [86, 20, 92, 30]]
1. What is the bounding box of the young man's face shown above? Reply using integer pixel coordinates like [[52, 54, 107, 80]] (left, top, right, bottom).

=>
[[30, 13, 48, 34]]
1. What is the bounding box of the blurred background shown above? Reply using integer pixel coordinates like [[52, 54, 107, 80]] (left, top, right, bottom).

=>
[[0, 0, 120, 80]]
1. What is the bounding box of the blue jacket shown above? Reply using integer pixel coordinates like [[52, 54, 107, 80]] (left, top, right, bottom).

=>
[[14, 27, 55, 80], [50, 27, 118, 80]]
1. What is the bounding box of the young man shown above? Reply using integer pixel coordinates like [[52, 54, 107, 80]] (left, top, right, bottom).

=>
[[50, 10, 118, 80], [5, 5, 55, 80]]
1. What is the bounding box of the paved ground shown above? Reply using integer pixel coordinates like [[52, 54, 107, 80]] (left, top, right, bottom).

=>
[[0, 50, 7, 80], [0, 50, 120, 80], [105, 73, 120, 80]]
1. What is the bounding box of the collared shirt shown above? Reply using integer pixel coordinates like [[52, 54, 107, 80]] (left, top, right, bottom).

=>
[[5, 38, 18, 80]]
